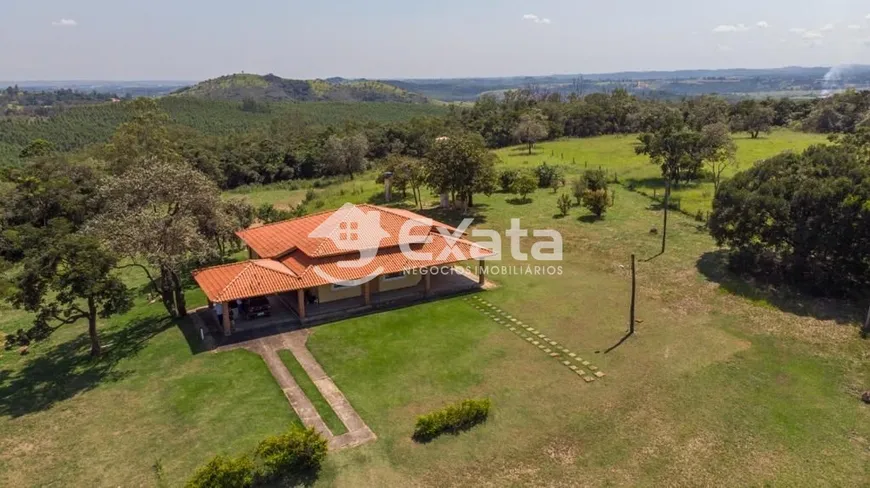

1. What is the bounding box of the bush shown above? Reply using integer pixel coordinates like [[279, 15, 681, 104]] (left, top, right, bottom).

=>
[[511, 171, 538, 201], [498, 169, 519, 193], [185, 454, 256, 488], [582, 189, 609, 219], [582, 169, 608, 192], [255, 426, 328, 480], [571, 177, 586, 205], [534, 162, 563, 189], [557, 193, 572, 216], [413, 398, 491, 442]]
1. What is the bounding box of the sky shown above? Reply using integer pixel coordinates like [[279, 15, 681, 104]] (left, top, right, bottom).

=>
[[2, 0, 870, 81]]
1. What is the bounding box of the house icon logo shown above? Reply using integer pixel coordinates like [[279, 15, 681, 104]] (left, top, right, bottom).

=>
[[308, 203, 391, 286]]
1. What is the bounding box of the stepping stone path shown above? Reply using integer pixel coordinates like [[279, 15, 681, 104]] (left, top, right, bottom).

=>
[[464, 296, 605, 383]]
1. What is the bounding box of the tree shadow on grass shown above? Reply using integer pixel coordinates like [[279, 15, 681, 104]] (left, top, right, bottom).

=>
[[506, 197, 532, 206], [0, 315, 174, 418], [416, 204, 490, 227], [697, 250, 865, 326], [578, 214, 603, 223]]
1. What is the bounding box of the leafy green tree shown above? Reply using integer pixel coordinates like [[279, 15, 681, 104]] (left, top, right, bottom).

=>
[[636, 122, 701, 254], [498, 169, 519, 193], [18, 139, 55, 160], [101, 98, 181, 173], [710, 143, 870, 298], [511, 171, 538, 202], [383, 155, 425, 209], [424, 132, 496, 211], [92, 161, 227, 317], [731, 100, 774, 139], [8, 233, 132, 356], [513, 110, 549, 154], [700, 123, 737, 194], [322, 133, 369, 179]]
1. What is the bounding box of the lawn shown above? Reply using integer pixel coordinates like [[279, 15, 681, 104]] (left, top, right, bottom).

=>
[[303, 186, 869, 486], [494, 129, 828, 216], [1, 130, 868, 486], [0, 282, 302, 486]]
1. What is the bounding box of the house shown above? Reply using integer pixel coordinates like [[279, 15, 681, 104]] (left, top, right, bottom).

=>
[[192, 204, 494, 335]]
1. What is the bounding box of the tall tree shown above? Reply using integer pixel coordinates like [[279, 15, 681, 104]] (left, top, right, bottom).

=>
[[731, 100, 775, 139], [18, 139, 56, 160], [101, 98, 181, 173], [700, 123, 738, 194], [636, 123, 700, 254], [8, 232, 132, 357], [424, 132, 496, 211], [512, 110, 549, 155], [322, 133, 369, 179], [92, 161, 227, 317]]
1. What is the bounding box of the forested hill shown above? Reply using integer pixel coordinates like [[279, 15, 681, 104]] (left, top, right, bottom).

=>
[[172, 74, 431, 103]]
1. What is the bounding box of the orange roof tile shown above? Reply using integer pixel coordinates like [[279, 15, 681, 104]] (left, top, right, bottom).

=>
[[192, 204, 495, 303], [236, 204, 457, 259]]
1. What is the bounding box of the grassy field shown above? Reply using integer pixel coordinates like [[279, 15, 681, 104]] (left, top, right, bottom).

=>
[[278, 350, 347, 436], [495, 129, 828, 216], [2, 133, 869, 486]]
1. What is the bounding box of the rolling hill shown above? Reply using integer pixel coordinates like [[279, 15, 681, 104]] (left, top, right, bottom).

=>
[[173, 73, 431, 103]]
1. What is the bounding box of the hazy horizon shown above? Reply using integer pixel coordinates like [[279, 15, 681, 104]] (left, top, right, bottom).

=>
[[3, 0, 870, 80]]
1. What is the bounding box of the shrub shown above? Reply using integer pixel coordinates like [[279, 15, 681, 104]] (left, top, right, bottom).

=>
[[185, 454, 256, 488], [582, 189, 609, 219], [534, 162, 563, 189], [255, 426, 328, 480], [557, 194, 572, 216], [498, 169, 519, 193], [413, 398, 491, 442], [582, 169, 608, 192], [511, 171, 538, 201], [571, 177, 586, 205]]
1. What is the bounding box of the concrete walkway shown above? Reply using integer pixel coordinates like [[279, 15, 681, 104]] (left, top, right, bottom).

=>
[[217, 330, 376, 450]]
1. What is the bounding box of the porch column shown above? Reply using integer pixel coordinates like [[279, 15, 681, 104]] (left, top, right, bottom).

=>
[[478, 260, 486, 286], [222, 301, 231, 336], [297, 289, 306, 320], [364, 281, 371, 305], [424, 271, 431, 296]]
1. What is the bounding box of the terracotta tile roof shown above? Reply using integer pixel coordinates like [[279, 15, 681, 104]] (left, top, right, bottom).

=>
[[236, 204, 457, 259], [192, 204, 494, 303], [192, 259, 299, 303]]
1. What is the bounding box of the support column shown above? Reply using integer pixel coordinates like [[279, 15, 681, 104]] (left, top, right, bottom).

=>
[[297, 289, 306, 320], [364, 281, 371, 305], [222, 301, 231, 336], [424, 271, 431, 296], [478, 260, 486, 286]]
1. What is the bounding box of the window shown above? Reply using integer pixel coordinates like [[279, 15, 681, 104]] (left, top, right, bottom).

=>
[[331, 283, 355, 291], [382, 271, 407, 281]]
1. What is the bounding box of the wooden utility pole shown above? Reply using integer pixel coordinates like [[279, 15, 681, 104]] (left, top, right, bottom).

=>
[[630, 254, 636, 335]]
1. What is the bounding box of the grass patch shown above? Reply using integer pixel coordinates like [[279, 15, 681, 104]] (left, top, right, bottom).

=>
[[277, 350, 348, 436], [494, 129, 828, 216]]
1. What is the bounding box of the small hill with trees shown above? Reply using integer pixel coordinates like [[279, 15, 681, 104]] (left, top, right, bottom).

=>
[[172, 74, 431, 103]]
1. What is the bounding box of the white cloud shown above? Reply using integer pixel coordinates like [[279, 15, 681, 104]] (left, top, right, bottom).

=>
[[522, 14, 552, 25], [51, 18, 77, 27], [803, 30, 824, 39], [712, 24, 749, 33], [849, 24, 862, 30], [716, 44, 733, 52], [756, 21, 769, 28], [789, 27, 807, 34], [867, 14, 870, 19], [820, 23, 835, 32]]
